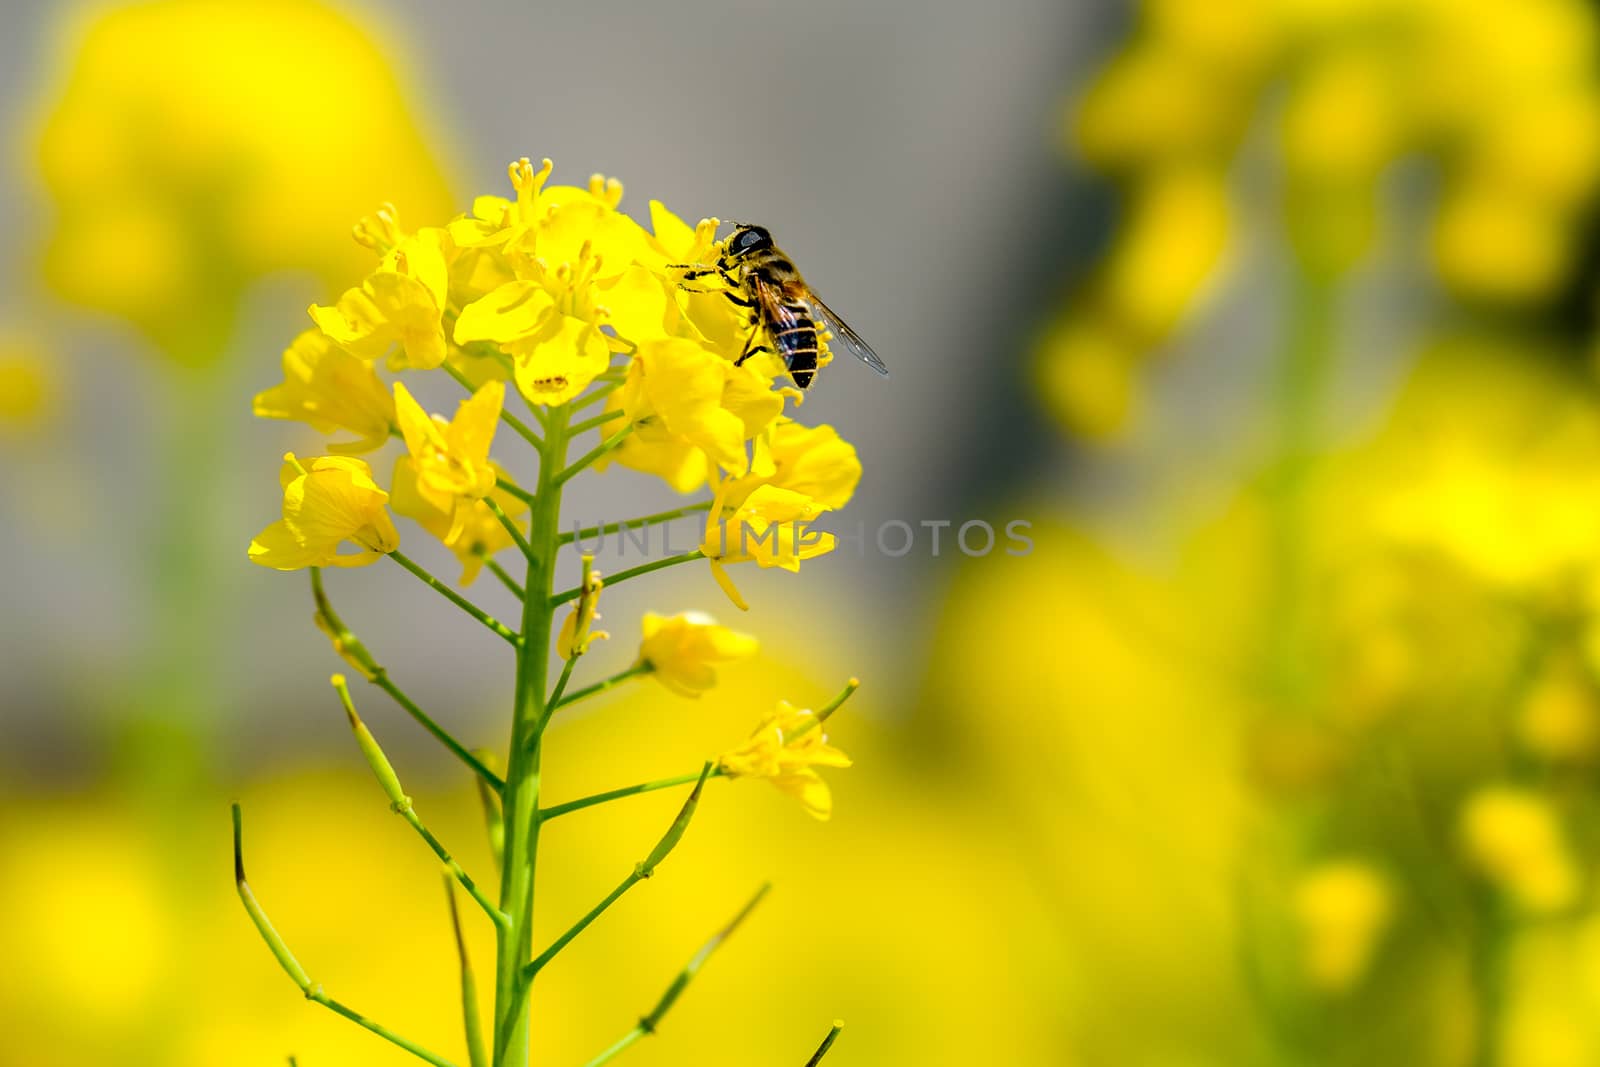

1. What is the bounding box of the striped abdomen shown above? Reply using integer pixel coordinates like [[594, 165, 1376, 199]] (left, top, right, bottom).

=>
[[768, 299, 820, 390]]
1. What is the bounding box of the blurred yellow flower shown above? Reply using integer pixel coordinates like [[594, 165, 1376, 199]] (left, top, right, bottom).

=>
[[1517, 653, 1600, 763], [31, 0, 453, 362], [637, 611, 759, 697], [389, 459, 526, 586], [1101, 167, 1232, 344], [251, 329, 396, 453], [0, 336, 54, 433], [1051, 0, 1600, 437], [718, 700, 853, 820], [392, 379, 502, 535], [249, 454, 398, 570], [1461, 787, 1578, 915], [1292, 861, 1395, 993]]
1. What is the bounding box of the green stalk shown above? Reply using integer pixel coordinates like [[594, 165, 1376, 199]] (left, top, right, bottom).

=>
[[494, 404, 572, 1067], [1260, 273, 1338, 713]]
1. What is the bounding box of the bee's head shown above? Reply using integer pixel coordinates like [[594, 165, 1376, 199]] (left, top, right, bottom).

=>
[[726, 223, 773, 257]]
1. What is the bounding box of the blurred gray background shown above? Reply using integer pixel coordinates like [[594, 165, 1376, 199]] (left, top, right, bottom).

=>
[[0, 0, 1113, 773]]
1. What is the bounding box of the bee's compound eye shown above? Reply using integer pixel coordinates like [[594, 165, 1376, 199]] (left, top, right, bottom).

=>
[[733, 226, 770, 252]]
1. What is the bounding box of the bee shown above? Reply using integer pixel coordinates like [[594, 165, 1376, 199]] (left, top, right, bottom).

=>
[[674, 223, 888, 390]]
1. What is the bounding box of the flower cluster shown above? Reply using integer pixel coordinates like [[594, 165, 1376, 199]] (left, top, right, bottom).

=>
[[239, 157, 865, 1066], [251, 158, 861, 606]]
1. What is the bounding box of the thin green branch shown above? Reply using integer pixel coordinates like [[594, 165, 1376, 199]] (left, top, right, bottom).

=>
[[332, 677, 509, 930], [573, 378, 625, 413], [440, 361, 542, 450], [493, 478, 538, 508], [551, 663, 653, 714], [559, 502, 712, 547], [481, 555, 525, 599], [484, 497, 537, 563], [444, 877, 490, 1067], [554, 423, 637, 486], [311, 570, 503, 793], [232, 804, 461, 1067], [577, 883, 771, 1067], [542, 766, 725, 822], [390, 550, 519, 646], [497, 767, 713, 1053], [804, 1022, 846, 1066], [548, 657, 578, 712], [552, 552, 704, 606], [568, 408, 627, 436], [401, 808, 509, 929], [372, 673, 503, 793]]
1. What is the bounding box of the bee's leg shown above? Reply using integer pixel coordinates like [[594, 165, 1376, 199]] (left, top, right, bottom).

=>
[[734, 328, 773, 367], [721, 291, 754, 308]]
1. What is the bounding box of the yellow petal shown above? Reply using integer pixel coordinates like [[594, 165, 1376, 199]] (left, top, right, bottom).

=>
[[454, 281, 555, 345], [509, 313, 610, 407]]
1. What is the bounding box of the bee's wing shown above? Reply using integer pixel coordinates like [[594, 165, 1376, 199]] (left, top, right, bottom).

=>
[[807, 294, 889, 378]]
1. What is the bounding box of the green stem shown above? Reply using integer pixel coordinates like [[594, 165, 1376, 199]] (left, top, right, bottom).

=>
[[494, 478, 538, 508], [568, 408, 627, 435], [554, 424, 637, 486], [542, 767, 725, 822], [311, 569, 503, 792], [1470, 904, 1509, 1067], [572, 378, 624, 413], [500, 767, 713, 1053], [486, 497, 538, 563], [553, 553, 704, 606], [548, 657, 578, 710], [445, 877, 490, 1067], [1261, 273, 1338, 712], [371, 674, 504, 792], [482, 557, 526, 599], [232, 805, 459, 1067], [552, 663, 653, 713], [559, 502, 712, 547], [390, 550, 519, 646], [400, 808, 509, 929], [804, 1022, 845, 1066], [494, 405, 573, 1067], [577, 883, 770, 1067]]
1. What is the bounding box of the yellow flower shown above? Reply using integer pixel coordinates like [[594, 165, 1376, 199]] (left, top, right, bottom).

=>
[[310, 228, 451, 371], [248, 454, 398, 570], [1292, 861, 1394, 993], [611, 337, 784, 491], [1461, 786, 1578, 915], [637, 611, 759, 697], [718, 700, 853, 820], [700, 482, 837, 611], [721, 419, 862, 511], [389, 459, 526, 586], [32, 0, 453, 362], [392, 380, 502, 537], [450, 160, 663, 406], [251, 329, 395, 453]]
